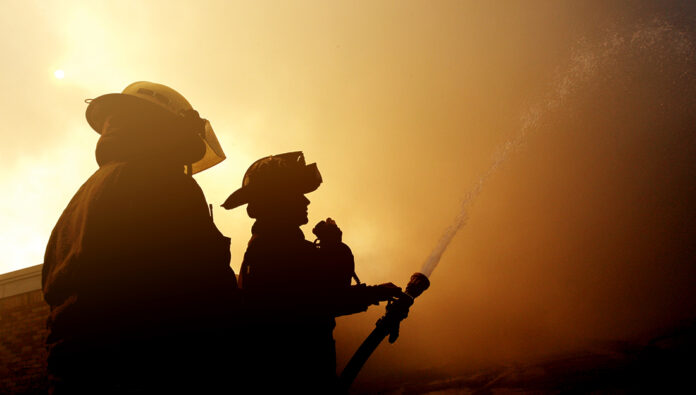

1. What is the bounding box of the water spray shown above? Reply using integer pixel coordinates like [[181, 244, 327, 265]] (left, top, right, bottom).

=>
[[339, 48, 594, 390], [339, 20, 689, 390]]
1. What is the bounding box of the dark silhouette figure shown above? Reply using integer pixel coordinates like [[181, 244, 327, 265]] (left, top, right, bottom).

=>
[[42, 82, 237, 394], [222, 151, 401, 393]]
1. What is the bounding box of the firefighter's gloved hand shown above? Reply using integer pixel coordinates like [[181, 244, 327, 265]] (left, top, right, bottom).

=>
[[367, 282, 402, 304], [312, 217, 343, 246]]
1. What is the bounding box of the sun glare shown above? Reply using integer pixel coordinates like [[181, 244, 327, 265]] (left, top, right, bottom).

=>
[[54, 69, 65, 79]]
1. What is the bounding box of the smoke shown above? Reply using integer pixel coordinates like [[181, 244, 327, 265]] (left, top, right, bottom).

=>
[[419, 17, 678, 277], [348, 10, 696, 392]]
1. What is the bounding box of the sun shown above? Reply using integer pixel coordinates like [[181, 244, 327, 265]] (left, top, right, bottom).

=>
[[54, 69, 65, 79]]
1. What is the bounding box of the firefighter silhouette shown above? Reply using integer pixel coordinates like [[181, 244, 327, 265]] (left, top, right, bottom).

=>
[[222, 151, 401, 393], [42, 82, 237, 394]]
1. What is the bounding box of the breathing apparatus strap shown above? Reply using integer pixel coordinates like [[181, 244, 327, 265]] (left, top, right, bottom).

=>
[[352, 272, 361, 285]]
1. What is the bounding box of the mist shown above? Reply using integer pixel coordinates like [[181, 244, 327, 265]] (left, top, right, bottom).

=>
[[333, 1, 696, 390], [2, 0, 696, 392]]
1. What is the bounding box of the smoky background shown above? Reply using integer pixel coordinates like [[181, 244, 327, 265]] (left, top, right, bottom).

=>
[[1, 0, 696, 391], [330, 1, 696, 390]]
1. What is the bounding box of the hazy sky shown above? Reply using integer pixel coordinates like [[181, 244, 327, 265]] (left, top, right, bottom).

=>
[[1, 0, 589, 274], [3, 0, 696, 386]]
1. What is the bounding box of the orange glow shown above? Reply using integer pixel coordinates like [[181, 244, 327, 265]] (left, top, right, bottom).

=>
[[2, 1, 696, 390]]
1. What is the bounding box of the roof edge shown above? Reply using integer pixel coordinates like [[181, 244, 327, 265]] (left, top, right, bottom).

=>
[[0, 264, 42, 299]]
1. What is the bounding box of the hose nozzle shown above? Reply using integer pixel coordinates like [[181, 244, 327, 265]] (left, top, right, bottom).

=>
[[405, 272, 430, 298]]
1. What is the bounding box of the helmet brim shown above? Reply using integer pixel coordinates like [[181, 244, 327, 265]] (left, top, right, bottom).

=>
[[221, 187, 249, 210], [86, 93, 178, 134]]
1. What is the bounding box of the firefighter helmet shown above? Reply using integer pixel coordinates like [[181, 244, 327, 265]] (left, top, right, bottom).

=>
[[222, 151, 322, 210], [85, 81, 226, 174]]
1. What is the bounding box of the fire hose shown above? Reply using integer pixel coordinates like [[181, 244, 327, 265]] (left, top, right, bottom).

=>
[[338, 272, 430, 391]]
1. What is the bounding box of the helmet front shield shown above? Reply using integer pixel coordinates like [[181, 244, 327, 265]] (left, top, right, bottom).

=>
[[191, 120, 226, 174]]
